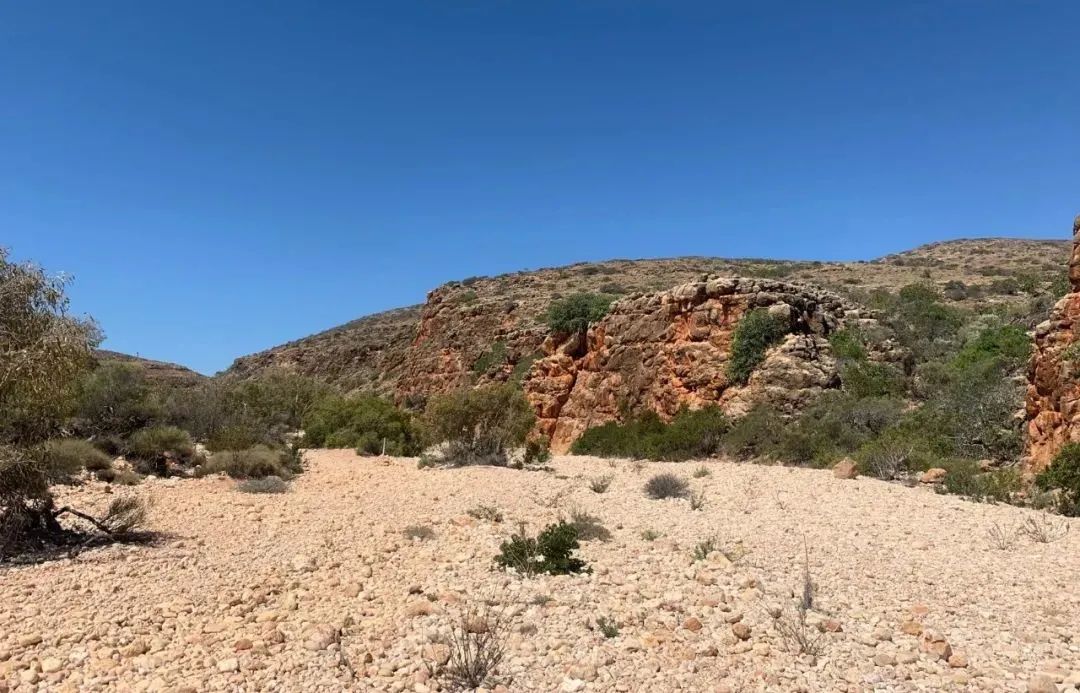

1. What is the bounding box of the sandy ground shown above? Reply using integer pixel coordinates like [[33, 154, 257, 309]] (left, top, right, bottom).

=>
[[1, 450, 1078, 692]]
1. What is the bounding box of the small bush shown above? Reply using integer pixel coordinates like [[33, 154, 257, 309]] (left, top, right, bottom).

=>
[[566, 509, 611, 542], [39, 439, 112, 475], [403, 524, 436, 541], [938, 460, 1020, 503], [198, 445, 289, 479], [727, 309, 788, 384], [546, 293, 615, 334], [640, 528, 660, 541], [691, 535, 719, 561], [467, 504, 503, 523], [125, 426, 194, 476], [692, 465, 711, 478], [644, 473, 689, 500], [689, 489, 706, 511], [1017, 514, 1069, 543], [473, 341, 508, 375], [521, 438, 552, 466], [495, 521, 589, 576], [1036, 443, 1080, 516], [588, 474, 613, 493], [429, 604, 507, 690], [595, 616, 619, 638], [236, 476, 288, 494]]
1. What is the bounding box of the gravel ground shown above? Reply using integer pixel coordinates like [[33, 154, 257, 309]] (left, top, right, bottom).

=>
[[1, 450, 1078, 692]]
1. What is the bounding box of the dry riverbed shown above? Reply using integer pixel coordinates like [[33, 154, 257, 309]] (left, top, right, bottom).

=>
[[1, 449, 1078, 692]]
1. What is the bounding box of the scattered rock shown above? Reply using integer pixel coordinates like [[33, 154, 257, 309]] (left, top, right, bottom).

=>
[[919, 468, 947, 484], [833, 458, 858, 479]]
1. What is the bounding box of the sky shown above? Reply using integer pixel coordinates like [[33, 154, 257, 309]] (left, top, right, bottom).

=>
[[2, 2, 1078, 375]]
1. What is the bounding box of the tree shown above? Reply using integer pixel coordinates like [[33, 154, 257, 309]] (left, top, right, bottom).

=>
[[76, 361, 163, 436], [0, 249, 101, 555]]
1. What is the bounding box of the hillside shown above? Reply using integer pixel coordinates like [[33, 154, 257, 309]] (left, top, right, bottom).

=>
[[95, 350, 207, 389], [223, 238, 1069, 397]]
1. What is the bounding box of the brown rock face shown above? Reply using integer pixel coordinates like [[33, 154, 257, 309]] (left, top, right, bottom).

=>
[[1024, 214, 1080, 474], [523, 277, 886, 453]]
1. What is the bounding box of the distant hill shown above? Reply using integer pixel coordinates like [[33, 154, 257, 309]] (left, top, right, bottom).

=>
[[223, 237, 1070, 397], [95, 350, 207, 388]]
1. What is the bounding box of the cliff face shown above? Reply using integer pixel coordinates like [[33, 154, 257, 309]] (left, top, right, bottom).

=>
[[1025, 216, 1080, 473], [393, 285, 545, 404], [224, 241, 1067, 399], [523, 277, 887, 453]]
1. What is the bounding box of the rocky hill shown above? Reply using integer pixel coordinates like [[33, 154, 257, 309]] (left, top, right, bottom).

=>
[[95, 350, 206, 389], [224, 238, 1068, 403]]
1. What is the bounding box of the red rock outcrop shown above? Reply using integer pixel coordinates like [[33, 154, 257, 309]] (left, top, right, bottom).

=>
[[1024, 215, 1080, 473], [523, 277, 887, 453]]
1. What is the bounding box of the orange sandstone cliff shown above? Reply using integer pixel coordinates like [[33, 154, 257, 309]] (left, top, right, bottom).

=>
[[1025, 215, 1080, 473], [522, 277, 891, 453]]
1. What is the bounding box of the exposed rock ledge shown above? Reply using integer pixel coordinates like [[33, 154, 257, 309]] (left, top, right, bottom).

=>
[[523, 276, 889, 453], [1025, 215, 1080, 474]]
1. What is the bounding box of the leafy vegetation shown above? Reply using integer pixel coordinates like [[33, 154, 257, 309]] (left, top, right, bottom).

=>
[[1036, 443, 1080, 516], [420, 384, 535, 467], [571, 407, 729, 461], [546, 293, 615, 334], [644, 472, 690, 500], [125, 426, 195, 476], [197, 445, 294, 479], [303, 395, 421, 455], [0, 248, 108, 556], [495, 521, 589, 576], [727, 308, 789, 384]]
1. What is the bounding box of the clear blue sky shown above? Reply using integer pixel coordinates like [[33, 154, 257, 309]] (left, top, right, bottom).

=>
[[2, 2, 1078, 374]]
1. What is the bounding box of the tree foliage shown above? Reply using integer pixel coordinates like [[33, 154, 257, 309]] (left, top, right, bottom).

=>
[[545, 293, 615, 334], [0, 249, 101, 555]]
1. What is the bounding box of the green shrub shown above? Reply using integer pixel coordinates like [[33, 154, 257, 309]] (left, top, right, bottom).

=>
[[473, 341, 508, 375], [727, 309, 789, 384], [166, 371, 331, 447], [236, 476, 288, 494], [38, 438, 113, 474], [0, 248, 100, 557], [840, 361, 904, 399], [303, 395, 421, 455], [522, 438, 552, 466], [198, 445, 289, 479], [76, 362, 163, 437], [720, 406, 786, 460], [546, 293, 615, 334], [571, 407, 729, 461], [421, 385, 535, 467], [939, 460, 1020, 503], [829, 328, 866, 361], [126, 426, 194, 476], [495, 521, 589, 576], [644, 472, 689, 499], [1036, 443, 1080, 516]]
